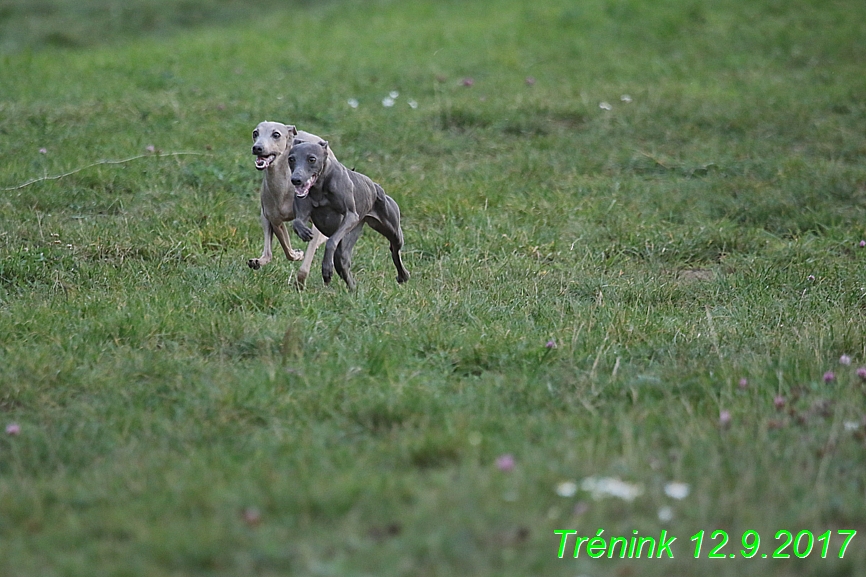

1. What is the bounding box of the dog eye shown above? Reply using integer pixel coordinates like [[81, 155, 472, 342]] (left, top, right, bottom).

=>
[[272, 132, 281, 139], [252, 130, 259, 138], [308, 156, 316, 163]]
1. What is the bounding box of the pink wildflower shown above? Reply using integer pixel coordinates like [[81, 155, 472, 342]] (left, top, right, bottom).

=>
[[241, 507, 261, 527], [496, 454, 516, 472]]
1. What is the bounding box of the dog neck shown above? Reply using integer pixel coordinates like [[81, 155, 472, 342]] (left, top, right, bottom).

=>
[[263, 150, 292, 198], [315, 150, 342, 192]]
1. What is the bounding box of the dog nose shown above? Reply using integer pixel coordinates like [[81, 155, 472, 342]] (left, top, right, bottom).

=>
[[291, 177, 302, 186], [252, 145, 263, 155]]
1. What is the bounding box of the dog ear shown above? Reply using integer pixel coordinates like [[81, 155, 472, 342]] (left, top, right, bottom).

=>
[[319, 140, 329, 150], [293, 138, 304, 146], [286, 125, 298, 137]]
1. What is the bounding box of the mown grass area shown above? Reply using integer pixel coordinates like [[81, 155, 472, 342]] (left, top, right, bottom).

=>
[[2, 0, 866, 575]]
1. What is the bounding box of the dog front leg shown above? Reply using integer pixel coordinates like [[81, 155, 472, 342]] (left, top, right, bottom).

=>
[[295, 226, 327, 288], [321, 213, 360, 286], [274, 222, 304, 262], [248, 212, 273, 269], [292, 195, 314, 242]]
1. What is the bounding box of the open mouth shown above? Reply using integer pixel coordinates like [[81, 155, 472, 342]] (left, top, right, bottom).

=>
[[254, 154, 277, 170], [294, 174, 318, 198]]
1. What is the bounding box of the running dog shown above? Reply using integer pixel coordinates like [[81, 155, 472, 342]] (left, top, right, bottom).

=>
[[289, 140, 409, 290], [248, 121, 327, 287]]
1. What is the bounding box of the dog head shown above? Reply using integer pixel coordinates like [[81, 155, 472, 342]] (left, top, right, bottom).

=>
[[251, 121, 297, 170], [288, 140, 329, 199]]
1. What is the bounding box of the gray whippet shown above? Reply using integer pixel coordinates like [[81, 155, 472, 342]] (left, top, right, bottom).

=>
[[289, 140, 410, 290], [248, 121, 328, 287]]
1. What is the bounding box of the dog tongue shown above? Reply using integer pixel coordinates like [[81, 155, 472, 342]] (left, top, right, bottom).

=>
[[255, 156, 271, 170], [294, 175, 317, 198]]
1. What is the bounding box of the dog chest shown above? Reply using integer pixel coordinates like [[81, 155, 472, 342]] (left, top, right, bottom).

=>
[[261, 188, 295, 222], [310, 209, 344, 237]]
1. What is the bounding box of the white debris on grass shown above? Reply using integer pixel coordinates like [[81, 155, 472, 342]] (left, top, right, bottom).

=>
[[580, 476, 643, 502], [555, 481, 578, 498], [664, 481, 690, 500]]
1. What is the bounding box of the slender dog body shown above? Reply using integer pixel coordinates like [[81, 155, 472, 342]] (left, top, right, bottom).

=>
[[289, 140, 409, 290], [248, 121, 328, 286]]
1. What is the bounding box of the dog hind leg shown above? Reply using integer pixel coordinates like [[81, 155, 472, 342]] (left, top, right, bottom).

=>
[[365, 193, 410, 283]]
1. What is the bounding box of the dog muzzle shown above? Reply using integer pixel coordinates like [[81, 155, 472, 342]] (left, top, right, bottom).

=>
[[294, 174, 318, 198], [255, 154, 276, 170]]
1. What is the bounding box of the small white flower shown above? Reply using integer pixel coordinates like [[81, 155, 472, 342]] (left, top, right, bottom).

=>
[[347, 98, 359, 109], [658, 506, 674, 522], [408, 99, 418, 109], [664, 481, 690, 500], [621, 94, 633, 103], [844, 421, 861, 432], [382, 97, 395, 107], [599, 102, 613, 111], [555, 481, 578, 497], [389, 91, 399, 99], [840, 354, 852, 366]]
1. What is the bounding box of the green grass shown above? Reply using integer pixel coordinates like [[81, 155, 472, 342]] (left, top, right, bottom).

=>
[[2, 0, 866, 575]]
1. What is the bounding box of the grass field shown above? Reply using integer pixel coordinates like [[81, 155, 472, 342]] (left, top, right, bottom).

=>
[[2, 0, 866, 575]]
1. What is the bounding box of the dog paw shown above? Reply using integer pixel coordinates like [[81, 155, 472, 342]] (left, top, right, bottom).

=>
[[248, 259, 262, 270], [294, 270, 307, 290], [397, 270, 410, 284], [288, 249, 304, 261], [293, 222, 313, 242]]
